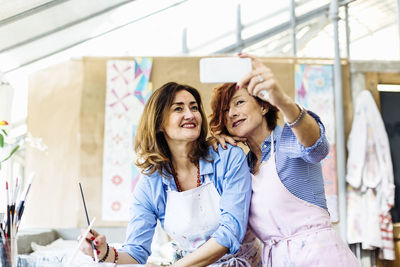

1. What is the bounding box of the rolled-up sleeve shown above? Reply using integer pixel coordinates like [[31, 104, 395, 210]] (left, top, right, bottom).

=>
[[281, 110, 329, 163], [211, 146, 252, 254], [119, 176, 157, 264]]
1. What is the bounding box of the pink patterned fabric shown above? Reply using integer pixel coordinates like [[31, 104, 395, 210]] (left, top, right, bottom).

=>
[[249, 132, 360, 267]]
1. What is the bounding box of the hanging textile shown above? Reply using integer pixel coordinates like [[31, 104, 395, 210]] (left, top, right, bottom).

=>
[[346, 90, 395, 260], [102, 58, 153, 221]]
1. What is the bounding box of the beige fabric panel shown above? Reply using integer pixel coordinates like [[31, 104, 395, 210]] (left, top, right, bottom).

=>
[[26, 56, 351, 228], [25, 60, 83, 228], [79, 57, 115, 227]]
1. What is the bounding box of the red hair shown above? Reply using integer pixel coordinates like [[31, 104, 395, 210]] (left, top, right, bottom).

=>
[[209, 83, 279, 135]]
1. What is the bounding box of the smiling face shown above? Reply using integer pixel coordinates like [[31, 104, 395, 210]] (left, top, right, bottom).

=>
[[163, 90, 202, 144], [224, 88, 268, 138]]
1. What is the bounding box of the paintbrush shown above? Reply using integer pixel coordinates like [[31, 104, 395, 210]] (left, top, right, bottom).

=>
[[68, 217, 96, 264], [79, 182, 98, 262], [10, 177, 18, 225], [16, 172, 35, 229], [5, 181, 10, 237]]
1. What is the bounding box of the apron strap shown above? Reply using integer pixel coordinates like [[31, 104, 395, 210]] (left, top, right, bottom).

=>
[[264, 226, 333, 266], [218, 257, 251, 267], [270, 130, 275, 160]]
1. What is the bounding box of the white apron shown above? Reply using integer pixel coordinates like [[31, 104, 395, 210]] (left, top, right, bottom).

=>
[[164, 174, 262, 266]]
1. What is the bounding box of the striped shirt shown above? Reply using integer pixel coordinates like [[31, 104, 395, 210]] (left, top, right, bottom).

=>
[[247, 111, 329, 211]]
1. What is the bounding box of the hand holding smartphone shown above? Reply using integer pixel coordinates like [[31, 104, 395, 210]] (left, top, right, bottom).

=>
[[199, 57, 270, 101], [199, 57, 252, 83]]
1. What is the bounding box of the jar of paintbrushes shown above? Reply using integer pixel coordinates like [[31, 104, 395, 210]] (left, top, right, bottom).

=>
[[1, 174, 35, 267]]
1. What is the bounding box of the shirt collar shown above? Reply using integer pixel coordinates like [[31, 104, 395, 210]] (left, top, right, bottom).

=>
[[260, 125, 282, 150], [247, 125, 282, 166]]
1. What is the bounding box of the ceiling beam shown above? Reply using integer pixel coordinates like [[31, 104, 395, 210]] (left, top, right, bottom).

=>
[[266, 15, 330, 56], [4, 0, 189, 73], [0, 0, 137, 53], [296, 15, 330, 52], [189, 0, 316, 53], [215, 0, 358, 54], [0, 0, 70, 27]]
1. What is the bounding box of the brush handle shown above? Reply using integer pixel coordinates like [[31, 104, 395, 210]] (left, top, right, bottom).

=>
[[79, 183, 91, 226], [68, 217, 96, 264], [6, 206, 10, 237]]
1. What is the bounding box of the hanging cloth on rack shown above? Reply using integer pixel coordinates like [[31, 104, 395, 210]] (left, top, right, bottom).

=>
[[346, 90, 395, 260]]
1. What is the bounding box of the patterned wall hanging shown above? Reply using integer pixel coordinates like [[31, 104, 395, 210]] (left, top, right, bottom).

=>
[[102, 58, 152, 221], [294, 64, 339, 222]]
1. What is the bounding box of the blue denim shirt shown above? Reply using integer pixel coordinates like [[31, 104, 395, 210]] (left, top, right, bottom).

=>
[[119, 145, 252, 264]]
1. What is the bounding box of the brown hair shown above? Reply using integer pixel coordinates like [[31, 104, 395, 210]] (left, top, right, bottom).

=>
[[209, 83, 279, 135], [134, 82, 209, 177]]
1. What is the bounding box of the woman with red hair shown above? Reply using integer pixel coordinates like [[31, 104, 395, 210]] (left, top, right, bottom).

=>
[[209, 54, 359, 266]]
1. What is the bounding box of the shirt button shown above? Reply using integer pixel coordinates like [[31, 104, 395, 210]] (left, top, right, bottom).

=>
[[263, 145, 267, 148]]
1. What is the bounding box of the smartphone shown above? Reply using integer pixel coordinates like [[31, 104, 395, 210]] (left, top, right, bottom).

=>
[[199, 57, 252, 83]]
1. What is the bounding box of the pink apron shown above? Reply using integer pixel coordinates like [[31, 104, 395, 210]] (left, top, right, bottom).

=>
[[249, 131, 360, 267]]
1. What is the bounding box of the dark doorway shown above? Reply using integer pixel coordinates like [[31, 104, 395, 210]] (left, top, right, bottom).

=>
[[379, 87, 400, 223]]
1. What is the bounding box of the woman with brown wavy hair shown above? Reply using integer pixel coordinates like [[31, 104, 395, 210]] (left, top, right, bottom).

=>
[[209, 55, 359, 266], [80, 82, 262, 266]]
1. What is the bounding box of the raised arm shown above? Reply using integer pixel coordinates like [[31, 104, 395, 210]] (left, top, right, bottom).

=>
[[237, 53, 321, 148]]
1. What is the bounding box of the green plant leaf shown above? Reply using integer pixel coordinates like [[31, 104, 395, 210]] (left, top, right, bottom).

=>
[[0, 145, 19, 163], [1, 129, 7, 136], [0, 133, 3, 147]]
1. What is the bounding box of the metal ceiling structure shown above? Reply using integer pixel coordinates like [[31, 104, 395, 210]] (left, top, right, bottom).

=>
[[0, 0, 398, 74], [0, 0, 190, 72]]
